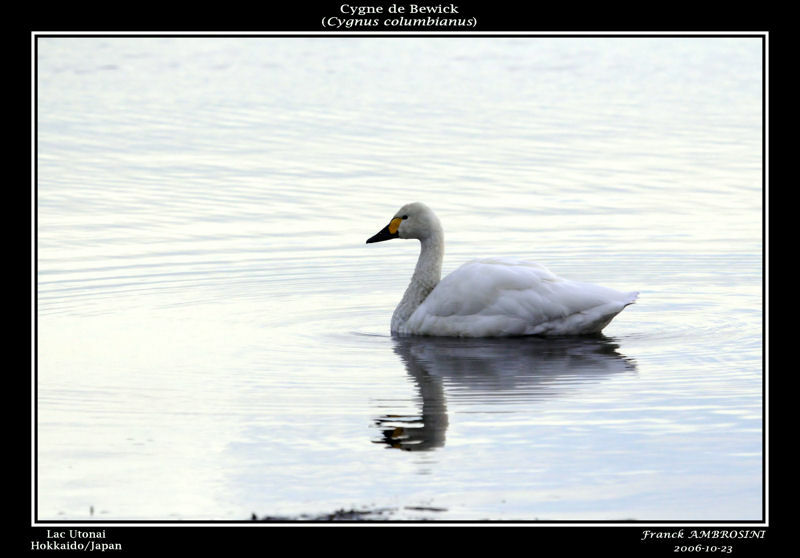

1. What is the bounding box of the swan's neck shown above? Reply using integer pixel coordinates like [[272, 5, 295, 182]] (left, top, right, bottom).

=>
[[391, 231, 444, 332]]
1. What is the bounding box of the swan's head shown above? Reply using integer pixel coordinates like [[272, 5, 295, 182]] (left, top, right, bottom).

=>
[[366, 202, 442, 244]]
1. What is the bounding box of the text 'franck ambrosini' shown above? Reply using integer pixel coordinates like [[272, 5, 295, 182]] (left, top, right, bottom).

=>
[[323, 3, 476, 29]]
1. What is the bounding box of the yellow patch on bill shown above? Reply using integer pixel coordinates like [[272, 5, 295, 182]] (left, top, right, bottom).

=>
[[388, 217, 403, 234]]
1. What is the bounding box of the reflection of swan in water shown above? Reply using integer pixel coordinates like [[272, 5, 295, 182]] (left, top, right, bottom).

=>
[[374, 334, 637, 451]]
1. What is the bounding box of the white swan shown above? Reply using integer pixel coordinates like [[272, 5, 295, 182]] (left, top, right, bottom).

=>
[[366, 202, 638, 337]]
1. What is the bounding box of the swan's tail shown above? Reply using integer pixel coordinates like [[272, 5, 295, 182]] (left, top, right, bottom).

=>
[[624, 291, 639, 306]]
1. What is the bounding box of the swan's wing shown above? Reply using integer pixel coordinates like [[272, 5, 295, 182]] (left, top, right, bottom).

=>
[[405, 258, 637, 337]]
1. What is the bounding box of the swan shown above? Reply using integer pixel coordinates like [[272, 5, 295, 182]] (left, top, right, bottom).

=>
[[366, 202, 638, 337]]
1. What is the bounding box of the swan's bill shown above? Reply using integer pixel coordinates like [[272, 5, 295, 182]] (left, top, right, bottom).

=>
[[366, 218, 402, 244]]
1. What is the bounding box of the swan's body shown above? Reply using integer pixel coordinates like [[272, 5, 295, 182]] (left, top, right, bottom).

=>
[[367, 202, 637, 337]]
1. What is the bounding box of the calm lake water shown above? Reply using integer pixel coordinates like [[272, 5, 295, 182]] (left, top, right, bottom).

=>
[[35, 36, 764, 521]]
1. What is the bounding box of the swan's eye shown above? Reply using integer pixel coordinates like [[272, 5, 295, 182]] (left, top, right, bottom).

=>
[[402, 215, 408, 220]]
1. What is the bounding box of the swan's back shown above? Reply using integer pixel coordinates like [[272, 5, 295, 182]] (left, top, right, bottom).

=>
[[401, 258, 638, 337]]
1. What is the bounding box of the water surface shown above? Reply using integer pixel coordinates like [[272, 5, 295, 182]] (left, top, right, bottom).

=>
[[36, 36, 763, 521]]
